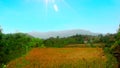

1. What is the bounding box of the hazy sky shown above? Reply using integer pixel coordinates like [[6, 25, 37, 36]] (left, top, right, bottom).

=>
[[0, 0, 120, 33]]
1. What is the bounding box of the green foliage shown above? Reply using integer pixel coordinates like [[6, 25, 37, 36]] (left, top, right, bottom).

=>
[[43, 35, 100, 48], [0, 32, 43, 67], [101, 25, 120, 67], [110, 41, 119, 51], [40, 44, 46, 48]]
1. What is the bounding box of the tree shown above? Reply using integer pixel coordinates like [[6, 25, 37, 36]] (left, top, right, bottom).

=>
[[109, 24, 120, 67], [0, 26, 5, 68], [116, 24, 120, 40], [117, 24, 120, 33], [0, 26, 2, 40]]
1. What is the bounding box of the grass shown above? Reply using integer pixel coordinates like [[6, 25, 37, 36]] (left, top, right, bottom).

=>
[[6, 47, 116, 68]]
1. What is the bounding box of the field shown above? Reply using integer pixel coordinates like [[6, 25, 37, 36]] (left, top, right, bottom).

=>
[[6, 48, 111, 68]]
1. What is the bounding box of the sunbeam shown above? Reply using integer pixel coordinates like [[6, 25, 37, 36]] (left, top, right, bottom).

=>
[[44, 0, 59, 12], [53, 4, 58, 12], [25, 0, 75, 15]]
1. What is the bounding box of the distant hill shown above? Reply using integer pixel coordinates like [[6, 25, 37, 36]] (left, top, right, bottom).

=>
[[28, 29, 99, 39]]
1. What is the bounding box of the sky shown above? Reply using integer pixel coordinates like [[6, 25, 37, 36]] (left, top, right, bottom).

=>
[[0, 0, 120, 34]]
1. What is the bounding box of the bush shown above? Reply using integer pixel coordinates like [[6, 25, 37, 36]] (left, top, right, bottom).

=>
[[0, 33, 43, 67]]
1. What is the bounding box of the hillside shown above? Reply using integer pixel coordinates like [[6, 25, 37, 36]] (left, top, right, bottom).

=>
[[28, 29, 99, 39]]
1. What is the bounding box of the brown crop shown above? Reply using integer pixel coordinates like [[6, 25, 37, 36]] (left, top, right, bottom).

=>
[[7, 48, 106, 68]]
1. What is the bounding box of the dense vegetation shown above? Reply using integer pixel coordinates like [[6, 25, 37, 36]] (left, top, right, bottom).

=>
[[43, 35, 103, 48], [0, 25, 120, 68], [0, 27, 43, 68]]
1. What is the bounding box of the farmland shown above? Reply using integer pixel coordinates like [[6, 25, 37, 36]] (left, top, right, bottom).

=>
[[7, 47, 111, 68], [1, 0, 120, 68], [0, 26, 119, 68]]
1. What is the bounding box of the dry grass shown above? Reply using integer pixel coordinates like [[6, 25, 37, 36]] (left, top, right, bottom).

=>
[[7, 48, 107, 68]]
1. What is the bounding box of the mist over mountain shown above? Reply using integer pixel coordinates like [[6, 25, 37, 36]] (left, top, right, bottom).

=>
[[28, 29, 99, 39]]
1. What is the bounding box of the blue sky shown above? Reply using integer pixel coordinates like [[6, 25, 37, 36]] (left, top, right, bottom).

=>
[[0, 0, 120, 33]]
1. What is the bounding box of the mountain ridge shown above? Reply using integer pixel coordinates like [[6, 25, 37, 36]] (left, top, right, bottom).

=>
[[28, 29, 99, 39]]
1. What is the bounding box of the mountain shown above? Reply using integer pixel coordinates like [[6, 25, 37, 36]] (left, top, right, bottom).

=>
[[28, 29, 99, 39]]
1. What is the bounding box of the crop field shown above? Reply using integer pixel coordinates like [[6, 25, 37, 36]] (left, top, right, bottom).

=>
[[6, 48, 114, 68]]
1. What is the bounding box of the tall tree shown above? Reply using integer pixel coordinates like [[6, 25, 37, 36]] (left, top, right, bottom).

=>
[[117, 24, 120, 32], [109, 25, 120, 67], [0, 26, 2, 40]]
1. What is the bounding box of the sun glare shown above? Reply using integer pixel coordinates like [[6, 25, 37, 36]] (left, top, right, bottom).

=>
[[44, 0, 59, 12], [53, 4, 58, 12], [26, 0, 74, 16]]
